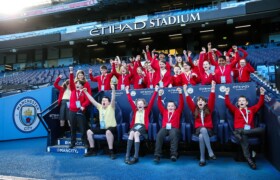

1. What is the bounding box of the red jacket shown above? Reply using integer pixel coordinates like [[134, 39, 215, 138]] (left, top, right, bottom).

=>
[[186, 92, 215, 129], [53, 77, 65, 106], [225, 94, 264, 129], [227, 47, 248, 61], [181, 71, 198, 85], [69, 73, 90, 112], [237, 63, 255, 82], [171, 74, 183, 87], [209, 54, 238, 84], [126, 91, 157, 130], [157, 94, 184, 129], [90, 72, 113, 91], [112, 65, 131, 90], [198, 53, 215, 85], [130, 61, 146, 89], [147, 51, 171, 87], [144, 71, 156, 88]]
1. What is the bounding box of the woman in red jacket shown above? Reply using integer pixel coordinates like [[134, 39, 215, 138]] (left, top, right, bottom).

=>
[[54, 75, 70, 137], [184, 81, 217, 166], [237, 59, 255, 82], [225, 87, 265, 170], [124, 85, 158, 165], [75, 70, 92, 95]]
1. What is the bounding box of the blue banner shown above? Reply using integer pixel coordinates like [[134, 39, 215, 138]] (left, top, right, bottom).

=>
[[104, 82, 257, 122], [0, 86, 53, 141]]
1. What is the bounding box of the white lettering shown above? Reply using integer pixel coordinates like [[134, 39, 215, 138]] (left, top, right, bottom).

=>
[[190, 13, 200, 21], [168, 16, 177, 25], [121, 24, 133, 32], [160, 18, 168, 26], [149, 19, 155, 27], [134, 21, 146, 30]]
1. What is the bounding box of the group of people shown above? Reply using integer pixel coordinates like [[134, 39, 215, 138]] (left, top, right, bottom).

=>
[[53, 43, 265, 170]]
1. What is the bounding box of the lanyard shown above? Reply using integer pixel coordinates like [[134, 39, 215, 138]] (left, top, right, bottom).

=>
[[184, 71, 191, 83], [76, 91, 82, 99], [101, 108, 107, 121], [219, 66, 225, 75], [122, 75, 125, 84], [239, 108, 249, 124], [101, 74, 106, 85], [168, 112, 174, 123], [149, 72, 154, 83], [200, 111, 204, 126], [239, 67, 244, 78]]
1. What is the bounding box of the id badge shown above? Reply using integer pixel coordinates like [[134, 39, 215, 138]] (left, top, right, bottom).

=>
[[166, 123, 171, 130], [244, 124, 251, 130], [210, 65, 215, 73], [100, 121, 106, 129], [112, 76, 117, 83], [159, 81, 163, 87], [221, 76, 226, 84], [66, 102, 70, 108], [138, 78, 142, 85], [101, 85, 105, 91], [134, 124, 142, 130], [121, 84, 125, 90], [149, 85, 154, 89], [76, 101, 81, 108]]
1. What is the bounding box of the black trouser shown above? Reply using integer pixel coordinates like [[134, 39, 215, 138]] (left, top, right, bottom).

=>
[[234, 127, 264, 158], [69, 110, 87, 145], [154, 128, 181, 157]]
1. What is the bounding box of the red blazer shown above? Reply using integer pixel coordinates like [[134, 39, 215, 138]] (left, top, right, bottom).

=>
[[112, 65, 131, 90], [53, 77, 65, 106], [181, 71, 198, 85], [157, 94, 184, 129], [186, 92, 215, 129], [69, 73, 90, 112], [171, 74, 183, 87], [227, 47, 248, 61], [130, 61, 146, 89], [147, 51, 171, 87], [198, 53, 215, 85], [126, 91, 157, 130], [237, 63, 255, 82], [144, 71, 156, 88], [225, 94, 264, 129], [90, 72, 113, 91], [209, 54, 238, 84]]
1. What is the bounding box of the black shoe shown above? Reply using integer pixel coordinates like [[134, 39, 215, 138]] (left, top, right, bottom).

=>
[[69, 144, 75, 149], [246, 158, 257, 170], [171, 155, 177, 162], [125, 157, 130, 164], [199, 161, 206, 166], [84, 148, 97, 157], [210, 155, 217, 160], [109, 150, 116, 160], [153, 155, 160, 163], [128, 157, 138, 165]]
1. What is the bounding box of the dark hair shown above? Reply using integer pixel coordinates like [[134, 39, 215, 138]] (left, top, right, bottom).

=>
[[159, 59, 166, 64], [218, 56, 226, 61], [62, 79, 69, 90], [167, 101, 177, 109], [75, 79, 86, 86], [183, 61, 192, 69], [101, 96, 111, 102], [100, 65, 108, 70], [238, 95, 248, 102], [194, 96, 210, 119], [136, 98, 147, 107]]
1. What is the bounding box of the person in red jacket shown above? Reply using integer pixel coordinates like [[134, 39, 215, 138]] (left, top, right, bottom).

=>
[[144, 63, 156, 89], [68, 67, 90, 149], [154, 87, 184, 163], [124, 85, 158, 165], [227, 45, 248, 61], [54, 75, 70, 137], [237, 59, 255, 82], [112, 62, 131, 90], [75, 70, 92, 95], [181, 61, 199, 85], [130, 56, 147, 89], [225, 87, 265, 170], [184, 81, 217, 166], [198, 51, 215, 85], [170, 66, 183, 87], [209, 53, 238, 84], [89, 65, 113, 91]]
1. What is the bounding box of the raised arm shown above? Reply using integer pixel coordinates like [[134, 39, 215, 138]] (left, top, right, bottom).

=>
[[82, 88, 100, 108], [251, 87, 265, 113], [54, 75, 64, 91], [224, 87, 237, 113], [125, 86, 137, 111], [89, 69, 98, 82], [157, 89, 166, 114], [238, 47, 248, 59], [69, 67, 75, 91], [177, 88, 184, 113], [183, 85, 196, 112], [147, 85, 159, 111], [208, 81, 216, 112]]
